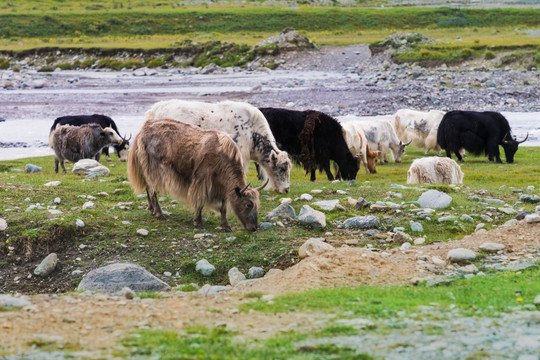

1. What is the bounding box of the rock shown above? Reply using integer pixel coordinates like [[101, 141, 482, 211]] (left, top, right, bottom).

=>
[[410, 222, 423, 232], [265, 268, 283, 278], [78, 263, 170, 293], [460, 214, 474, 222], [426, 278, 454, 287], [34, 253, 58, 277], [355, 197, 371, 209], [525, 214, 540, 223], [264, 203, 296, 220], [82, 201, 95, 210], [48, 209, 63, 215], [432, 256, 446, 266], [0, 295, 30, 308], [506, 260, 539, 272], [534, 295, 540, 307], [298, 238, 334, 258], [447, 248, 476, 263], [136, 229, 149, 236], [414, 238, 426, 245], [54, 197, 61, 204], [31, 79, 48, 88], [501, 219, 518, 227], [121, 287, 136, 300], [196, 259, 216, 276], [255, 28, 316, 52], [0, 218, 7, 231], [280, 197, 292, 204], [76, 219, 85, 228], [260, 222, 273, 229], [400, 242, 412, 250], [516, 211, 532, 220], [198, 285, 230, 296], [520, 194, 540, 203], [498, 207, 517, 215], [479, 242, 506, 253], [25, 164, 43, 173], [72, 159, 110, 177], [312, 199, 340, 211], [228, 267, 246, 286], [417, 190, 452, 209], [392, 231, 412, 244], [201, 63, 221, 74], [344, 215, 380, 229], [298, 205, 326, 228], [248, 267, 264, 279], [44, 181, 61, 187], [300, 193, 313, 201], [438, 216, 456, 223]]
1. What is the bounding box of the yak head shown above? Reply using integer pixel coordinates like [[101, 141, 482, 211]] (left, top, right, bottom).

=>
[[232, 180, 269, 231], [502, 132, 528, 163], [268, 150, 291, 194], [101, 127, 124, 146], [366, 149, 380, 174], [340, 152, 360, 180], [395, 140, 412, 163], [115, 133, 132, 162]]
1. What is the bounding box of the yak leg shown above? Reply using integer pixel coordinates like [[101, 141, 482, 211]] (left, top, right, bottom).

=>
[[60, 160, 67, 173], [445, 149, 453, 159], [454, 149, 464, 162], [193, 206, 205, 230], [146, 189, 165, 219], [220, 200, 232, 232], [487, 140, 502, 163], [310, 169, 316, 182], [55, 158, 59, 174], [324, 162, 334, 181], [255, 163, 264, 180], [103, 147, 112, 162]]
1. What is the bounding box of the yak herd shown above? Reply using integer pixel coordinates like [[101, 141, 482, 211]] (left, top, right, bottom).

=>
[[47, 101, 527, 231]]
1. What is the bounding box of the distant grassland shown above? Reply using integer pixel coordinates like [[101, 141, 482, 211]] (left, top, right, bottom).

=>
[[0, 7, 538, 40]]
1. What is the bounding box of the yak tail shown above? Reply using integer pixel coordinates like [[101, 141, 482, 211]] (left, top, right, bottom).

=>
[[127, 134, 147, 194]]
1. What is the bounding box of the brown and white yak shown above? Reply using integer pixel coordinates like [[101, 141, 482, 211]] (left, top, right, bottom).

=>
[[144, 100, 291, 194], [127, 118, 267, 232], [50, 123, 124, 173], [338, 119, 379, 174], [392, 109, 445, 156]]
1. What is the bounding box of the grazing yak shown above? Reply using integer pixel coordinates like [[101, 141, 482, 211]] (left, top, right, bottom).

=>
[[407, 157, 464, 185], [144, 100, 291, 194], [50, 124, 124, 173], [128, 119, 267, 232], [437, 111, 528, 163], [259, 108, 359, 182], [392, 109, 445, 156], [49, 114, 131, 161], [339, 120, 379, 174]]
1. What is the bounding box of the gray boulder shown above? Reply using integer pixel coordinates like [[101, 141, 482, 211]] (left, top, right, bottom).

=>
[[196, 259, 216, 276], [479, 242, 505, 253], [198, 285, 230, 296], [264, 203, 296, 220], [447, 248, 476, 263], [72, 159, 110, 177], [248, 267, 264, 279], [344, 215, 380, 229], [228, 267, 246, 286], [418, 190, 452, 209], [312, 199, 340, 211], [0, 295, 30, 308], [34, 253, 58, 277], [25, 164, 43, 173], [298, 205, 326, 228], [520, 194, 540, 203], [506, 260, 539, 272], [255, 28, 316, 52], [77, 263, 171, 293]]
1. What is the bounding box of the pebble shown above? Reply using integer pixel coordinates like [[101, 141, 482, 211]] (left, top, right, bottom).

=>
[[414, 238, 426, 245], [298, 205, 326, 228], [43, 181, 62, 187], [460, 214, 474, 222], [300, 193, 313, 201], [0, 218, 7, 231], [33, 253, 58, 277], [410, 222, 423, 232], [82, 201, 95, 210], [54, 197, 61, 204], [137, 229, 149, 236], [76, 219, 85, 228]]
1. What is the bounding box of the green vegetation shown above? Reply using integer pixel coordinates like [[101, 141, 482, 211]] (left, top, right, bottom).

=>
[[119, 326, 374, 359], [1, 147, 539, 292], [245, 267, 540, 317]]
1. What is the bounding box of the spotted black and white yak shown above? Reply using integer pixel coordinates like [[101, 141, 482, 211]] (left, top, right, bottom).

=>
[[339, 120, 379, 174], [392, 109, 445, 156], [49, 114, 131, 161], [144, 100, 291, 194], [259, 108, 359, 182], [128, 119, 267, 232], [407, 157, 464, 185], [50, 123, 124, 173], [339, 117, 409, 164], [437, 110, 528, 163]]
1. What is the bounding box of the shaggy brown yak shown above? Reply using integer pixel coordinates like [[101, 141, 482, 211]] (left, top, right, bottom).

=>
[[127, 119, 267, 232]]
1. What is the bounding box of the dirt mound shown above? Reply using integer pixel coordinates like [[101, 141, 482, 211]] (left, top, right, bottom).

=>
[[255, 28, 316, 52]]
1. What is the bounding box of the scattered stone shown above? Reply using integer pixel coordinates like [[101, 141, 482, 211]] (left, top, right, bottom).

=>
[[48, 209, 63, 215], [264, 203, 296, 220], [72, 159, 110, 177], [82, 201, 95, 210], [54, 197, 61, 204], [459, 264, 478, 273], [228, 267, 246, 286], [311, 189, 323, 194], [260, 222, 273, 229], [426, 278, 454, 287], [34, 253, 58, 277], [76, 219, 85, 228], [298, 238, 334, 258], [300, 193, 313, 201], [0, 295, 30, 308], [312, 199, 340, 211], [417, 190, 452, 209], [136, 229, 149, 236], [501, 219, 518, 227], [479, 242, 506, 253], [438, 215, 457, 223], [77, 263, 170, 293], [410, 222, 423, 232], [534, 295, 540, 307], [198, 285, 230, 296], [196, 259, 216, 276], [0, 218, 7, 231], [344, 215, 380, 229], [248, 267, 264, 279], [121, 287, 136, 300], [355, 197, 371, 209], [298, 205, 326, 228], [520, 194, 540, 203], [525, 214, 540, 223], [25, 164, 43, 173], [447, 248, 476, 263], [414, 238, 426, 245], [400, 242, 412, 250], [392, 231, 412, 244], [480, 214, 493, 223], [506, 260, 539, 272], [255, 28, 316, 52], [432, 256, 445, 266], [516, 211, 532, 220], [44, 181, 61, 187], [460, 214, 474, 222], [280, 197, 292, 204]]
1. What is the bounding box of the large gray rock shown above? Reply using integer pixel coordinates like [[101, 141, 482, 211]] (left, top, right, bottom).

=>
[[344, 215, 380, 229], [298, 205, 326, 228], [447, 248, 476, 263], [506, 260, 539, 272], [228, 267, 246, 286], [418, 190, 452, 209], [25, 164, 43, 173], [255, 28, 316, 52], [0, 295, 30, 308], [72, 159, 110, 177], [520, 194, 540, 203], [34, 253, 58, 277], [264, 203, 296, 220], [196, 259, 216, 276], [298, 238, 334, 258], [248, 267, 264, 279], [479, 242, 506, 253], [77, 263, 171, 293], [312, 199, 340, 211]]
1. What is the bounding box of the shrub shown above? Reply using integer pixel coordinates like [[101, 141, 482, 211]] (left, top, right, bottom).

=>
[[146, 58, 165, 68], [0, 58, 9, 70], [460, 48, 473, 60], [38, 66, 54, 72], [485, 51, 495, 60]]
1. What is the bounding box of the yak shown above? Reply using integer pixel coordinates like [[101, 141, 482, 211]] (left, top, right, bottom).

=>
[[407, 157, 464, 185], [259, 108, 359, 182], [127, 118, 267, 232], [50, 123, 124, 173], [437, 111, 527, 163]]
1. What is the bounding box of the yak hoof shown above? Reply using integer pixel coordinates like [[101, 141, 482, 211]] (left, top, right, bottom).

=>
[[223, 228, 233, 233], [154, 213, 166, 220]]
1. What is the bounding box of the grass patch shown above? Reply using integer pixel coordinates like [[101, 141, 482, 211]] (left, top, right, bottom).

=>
[[245, 267, 540, 317]]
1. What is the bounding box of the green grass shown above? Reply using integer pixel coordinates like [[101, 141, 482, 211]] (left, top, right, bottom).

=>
[[1, 147, 539, 290], [245, 267, 540, 317], [118, 325, 374, 360]]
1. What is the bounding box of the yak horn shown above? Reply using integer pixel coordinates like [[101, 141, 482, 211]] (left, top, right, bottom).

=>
[[502, 133, 509, 144], [240, 182, 251, 195], [401, 140, 412, 146], [255, 178, 270, 191], [124, 133, 132, 142], [517, 132, 529, 144]]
